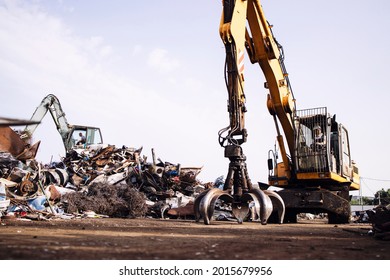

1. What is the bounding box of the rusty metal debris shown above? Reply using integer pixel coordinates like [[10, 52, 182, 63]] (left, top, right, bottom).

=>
[[0, 114, 42, 162], [367, 205, 390, 241], [0, 140, 208, 221], [0, 124, 286, 224]]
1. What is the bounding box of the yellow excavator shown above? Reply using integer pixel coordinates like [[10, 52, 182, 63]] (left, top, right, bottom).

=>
[[195, 0, 360, 224]]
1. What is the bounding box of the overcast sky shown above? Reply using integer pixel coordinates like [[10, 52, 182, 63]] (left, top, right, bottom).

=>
[[1, 0, 389, 197]]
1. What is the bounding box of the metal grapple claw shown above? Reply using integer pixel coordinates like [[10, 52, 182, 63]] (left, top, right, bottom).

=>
[[194, 187, 285, 225], [197, 137, 285, 225], [264, 189, 285, 224], [241, 192, 260, 221], [249, 188, 273, 225], [194, 188, 232, 225], [232, 203, 249, 224], [194, 188, 210, 222]]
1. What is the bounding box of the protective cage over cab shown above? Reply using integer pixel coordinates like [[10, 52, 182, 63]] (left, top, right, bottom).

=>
[[293, 107, 359, 190]]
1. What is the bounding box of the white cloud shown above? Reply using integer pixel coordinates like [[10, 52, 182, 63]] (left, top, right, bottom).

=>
[[147, 48, 180, 72], [85, 36, 113, 58], [131, 45, 143, 56], [0, 1, 115, 91]]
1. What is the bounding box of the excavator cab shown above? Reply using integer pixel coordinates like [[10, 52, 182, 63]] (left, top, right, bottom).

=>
[[18, 94, 104, 155], [269, 106, 359, 190], [293, 107, 358, 188], [67, 126, 103, 151], [294, 107, 330, 174]]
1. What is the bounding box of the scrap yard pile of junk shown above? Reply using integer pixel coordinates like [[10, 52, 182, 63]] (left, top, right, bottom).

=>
[[0, 117, 389, 241], [0, 130, 208, 221]]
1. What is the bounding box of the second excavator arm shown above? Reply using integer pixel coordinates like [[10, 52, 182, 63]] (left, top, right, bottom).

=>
[[21, 94, 104, 154], [21, 94, 71, 147]]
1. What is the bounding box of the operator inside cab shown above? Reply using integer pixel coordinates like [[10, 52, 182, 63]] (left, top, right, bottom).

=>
[[73, 130, 86, 146], [313, 125, 326, 151], [77, 132, 86, 145]]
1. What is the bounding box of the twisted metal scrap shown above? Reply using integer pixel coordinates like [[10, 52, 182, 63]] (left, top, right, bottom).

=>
[[194, 187, 285, 225]]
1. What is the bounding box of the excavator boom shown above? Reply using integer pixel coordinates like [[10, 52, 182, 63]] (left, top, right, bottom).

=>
[[22, 94, 70, 143], [219, 0, 295, 179], [195, 0, 287, 226]]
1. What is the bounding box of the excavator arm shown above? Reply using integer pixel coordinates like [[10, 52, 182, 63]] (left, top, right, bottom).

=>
[[21, 94, 71, 144], [20, 94, 103, 153], [0, 94, 69, 161], [219, 0, 296, 180], [194, 0, 287, 225], [218, 0, 248, 148]]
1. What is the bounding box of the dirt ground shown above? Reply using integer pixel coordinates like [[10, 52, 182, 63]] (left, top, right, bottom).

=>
[[0, 217, 388, 260]]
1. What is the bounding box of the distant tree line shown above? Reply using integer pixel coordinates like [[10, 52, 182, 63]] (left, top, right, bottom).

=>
[[350, 188, 390, 205], [373, 188, 390, 205]]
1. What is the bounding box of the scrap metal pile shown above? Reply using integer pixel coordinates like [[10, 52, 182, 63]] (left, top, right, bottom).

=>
[[367, 204, 390, 241], [0, 145, 206, 220]]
